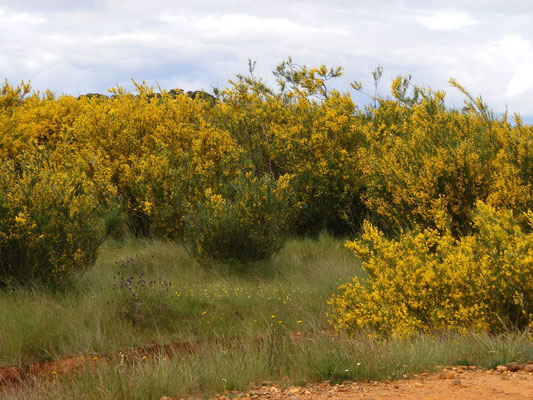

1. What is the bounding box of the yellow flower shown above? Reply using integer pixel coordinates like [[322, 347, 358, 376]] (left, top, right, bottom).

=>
[[144, 201, 153, 215], [14, 212, 27, 225]]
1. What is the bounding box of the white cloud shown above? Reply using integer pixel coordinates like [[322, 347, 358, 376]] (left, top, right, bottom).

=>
[[0, 9, 45, 26], [417, 9, 478, 31], [508, 63, 533, 97], [161, 13, 349, 37]]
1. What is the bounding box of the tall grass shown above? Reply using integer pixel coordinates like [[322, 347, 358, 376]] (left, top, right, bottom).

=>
[[0, 234, 359, 365]]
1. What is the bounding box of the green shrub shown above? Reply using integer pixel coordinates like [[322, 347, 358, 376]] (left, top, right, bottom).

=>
[[183, 174, 288, 263], [0, 155, 105, 284]]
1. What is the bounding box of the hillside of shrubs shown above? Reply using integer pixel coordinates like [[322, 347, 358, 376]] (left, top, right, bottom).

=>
[[1, 59, 532, 336]]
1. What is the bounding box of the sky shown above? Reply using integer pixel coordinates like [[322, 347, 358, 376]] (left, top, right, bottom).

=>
[[1, 0, 533, 120]]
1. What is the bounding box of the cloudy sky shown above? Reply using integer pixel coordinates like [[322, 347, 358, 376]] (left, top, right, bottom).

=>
[[2, 0, 532, 120]]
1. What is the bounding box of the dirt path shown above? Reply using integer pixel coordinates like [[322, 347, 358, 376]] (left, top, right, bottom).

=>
[[203, 364, 533, 400]]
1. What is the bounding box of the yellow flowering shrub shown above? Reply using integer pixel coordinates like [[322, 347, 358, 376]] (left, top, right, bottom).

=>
[[121, 124, 243, 238], [0, 152, 105, 284], [356, 79, 533, 236], [357, 86, 501, 235], [1, 81, 86, 162], [0, 80, 33, 160], [212, 62, 366, 235], [487, 119, 533, 219], [329, 202, 533, 337], [57, 84, 232, 237]]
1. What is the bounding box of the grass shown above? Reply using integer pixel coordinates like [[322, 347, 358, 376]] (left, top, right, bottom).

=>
[[2, 331, 532, 399], [0, 233, 360, 365], [1, 234, 532, 399]]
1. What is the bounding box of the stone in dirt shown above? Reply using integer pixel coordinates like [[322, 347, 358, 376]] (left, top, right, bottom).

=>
[[506, 362, 521, 372], [440, 371, 456, 379], [496, 365, 508, 372]]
